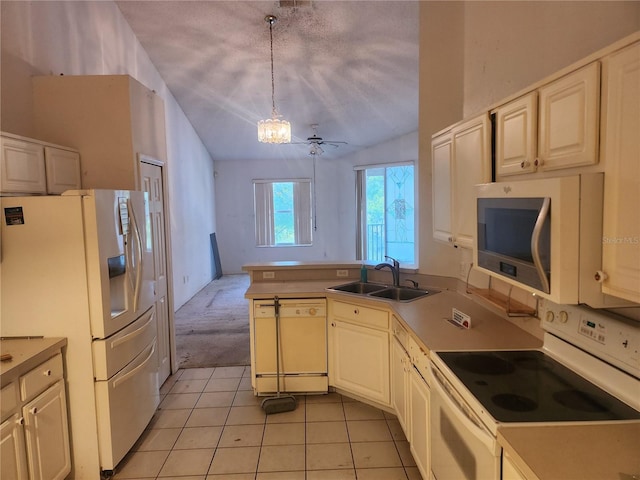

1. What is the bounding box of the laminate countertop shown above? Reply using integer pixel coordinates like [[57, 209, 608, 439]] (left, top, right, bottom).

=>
[[245, 279, 639, 480], [499, 422, 640, 480], [245, 280, 543, 352], [0, 337, 67, 386]]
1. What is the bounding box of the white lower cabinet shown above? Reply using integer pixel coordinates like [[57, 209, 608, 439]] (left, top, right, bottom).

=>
[[1, 413, 29, 479], [408, 336, 431, 480], [1, 351, 70, 480], [391, 316, 411, 436], [328, 300, 390, 406], [409, 366, 430, 479], [23, 380, 71, 480]]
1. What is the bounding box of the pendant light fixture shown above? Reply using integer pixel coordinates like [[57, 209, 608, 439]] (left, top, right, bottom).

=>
[[257, 15, 291, 144]]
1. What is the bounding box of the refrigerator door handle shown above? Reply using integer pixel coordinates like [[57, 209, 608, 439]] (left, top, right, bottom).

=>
[[127, 198, 144, 313]]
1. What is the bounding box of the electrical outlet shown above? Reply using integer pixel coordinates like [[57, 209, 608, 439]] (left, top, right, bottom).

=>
[[336, 269, 349, 277], [262, 271, 275, 279]]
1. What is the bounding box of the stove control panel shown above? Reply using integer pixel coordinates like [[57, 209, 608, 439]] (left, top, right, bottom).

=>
[[541, 300, 639, 376]]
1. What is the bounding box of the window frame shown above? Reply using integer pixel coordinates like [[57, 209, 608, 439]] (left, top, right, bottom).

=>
[[355, 161, 417, 266], [253, 178, 313, 248]]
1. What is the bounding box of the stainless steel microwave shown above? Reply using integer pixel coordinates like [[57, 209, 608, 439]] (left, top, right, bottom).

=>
[[474, 174, 603, 304]]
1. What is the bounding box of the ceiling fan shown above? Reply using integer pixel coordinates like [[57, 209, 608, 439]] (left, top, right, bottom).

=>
[[290, 124, 347, 157]]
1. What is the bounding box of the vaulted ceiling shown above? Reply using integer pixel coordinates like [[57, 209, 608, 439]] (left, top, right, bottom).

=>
[[115, 1, 419, 162]]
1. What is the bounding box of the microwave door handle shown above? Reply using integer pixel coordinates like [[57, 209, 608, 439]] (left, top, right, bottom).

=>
[[127, 198, 144, 312], [531, 197, 551, 294]]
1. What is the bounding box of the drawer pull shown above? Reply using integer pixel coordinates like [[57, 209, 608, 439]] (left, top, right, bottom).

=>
[[43, 369, 52, 376], [353, 309, 359, 315], [30, 407, 38, 415], [17, 417, 24, 425]]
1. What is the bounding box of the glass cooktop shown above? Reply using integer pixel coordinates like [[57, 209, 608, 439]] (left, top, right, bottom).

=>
[[437, 350, 640, 423]]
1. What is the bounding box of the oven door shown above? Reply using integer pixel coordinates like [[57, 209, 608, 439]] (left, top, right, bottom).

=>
[[430, 365, 501, 480]]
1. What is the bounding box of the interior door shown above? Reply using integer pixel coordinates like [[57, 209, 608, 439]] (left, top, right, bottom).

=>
[[140, 160, 172, 385]]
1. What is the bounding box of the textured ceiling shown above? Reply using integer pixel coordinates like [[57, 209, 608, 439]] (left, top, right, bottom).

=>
[[115, 1, 419, 162]]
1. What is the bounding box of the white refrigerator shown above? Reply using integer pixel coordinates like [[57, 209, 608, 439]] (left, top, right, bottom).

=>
[[1, 190, 159, 478]]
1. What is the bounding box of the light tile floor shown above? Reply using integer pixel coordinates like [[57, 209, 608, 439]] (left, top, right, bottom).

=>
[[113, 366, 423, 480]]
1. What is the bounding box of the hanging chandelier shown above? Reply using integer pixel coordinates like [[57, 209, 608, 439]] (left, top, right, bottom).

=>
[[257, 15, 291, 144]]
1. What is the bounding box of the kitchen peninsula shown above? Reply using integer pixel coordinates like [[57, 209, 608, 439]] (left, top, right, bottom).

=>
[[244, 261, 640, 480]]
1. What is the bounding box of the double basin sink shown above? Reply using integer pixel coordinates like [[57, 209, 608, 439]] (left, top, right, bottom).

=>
[[327, 281, 439, 302]]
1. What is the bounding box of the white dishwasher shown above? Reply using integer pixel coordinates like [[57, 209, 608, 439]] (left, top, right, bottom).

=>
[[253, 298, 328, 394]]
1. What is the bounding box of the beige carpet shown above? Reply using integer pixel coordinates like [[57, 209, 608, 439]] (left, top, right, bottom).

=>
[[174, 274, 251, 368]]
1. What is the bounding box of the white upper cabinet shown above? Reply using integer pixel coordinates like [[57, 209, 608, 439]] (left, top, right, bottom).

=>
[[451, 114, 492, 248], [431, 130, 453, 244], [494, 92, 538, 176], [0, 134, 81, 195], [1, 136, 46, 194], [495, 62, 600, 177], [432, 113, 491, 248], [44, 147, 82, 194], [599, 41, 640, 304], [538, 62, 600, 171], [33, 75, 167, 191]]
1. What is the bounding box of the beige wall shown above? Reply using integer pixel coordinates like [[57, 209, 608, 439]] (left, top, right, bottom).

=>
[[418, 0, 640, 278]]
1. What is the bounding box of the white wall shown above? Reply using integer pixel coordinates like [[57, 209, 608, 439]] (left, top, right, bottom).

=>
[[0, 0, 216, 309], [418, 1, 640, 280], [462, 1, 640, 118], [214, 130, 419, 273]]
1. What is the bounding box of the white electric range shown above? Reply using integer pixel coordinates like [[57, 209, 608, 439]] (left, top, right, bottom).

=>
[[429, 300, 640, 480]]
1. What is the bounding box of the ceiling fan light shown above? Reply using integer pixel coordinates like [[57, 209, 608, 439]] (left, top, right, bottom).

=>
[[258, 117, 291, 144]]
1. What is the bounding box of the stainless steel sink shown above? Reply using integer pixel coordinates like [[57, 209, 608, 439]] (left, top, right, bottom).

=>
[[329, 281, 388, 294], [328, 282, 439, 302], [369, 286, 437, 302]]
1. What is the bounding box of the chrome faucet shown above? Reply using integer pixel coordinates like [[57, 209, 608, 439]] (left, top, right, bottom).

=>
[[375, 255, 400, 287]]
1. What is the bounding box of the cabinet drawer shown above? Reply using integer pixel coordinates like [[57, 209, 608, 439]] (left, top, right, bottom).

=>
[[20, 353, 63, 401], [331, 300, 389, 330], [1, 382, 19, 421], [391, 315, 409, 352]]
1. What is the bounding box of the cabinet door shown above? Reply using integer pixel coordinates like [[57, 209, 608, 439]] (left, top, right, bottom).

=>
[[391, 337, 410, 436], [1, 414, 28, 480], [44, 147, 81, 194], [432, 130, 453, 244], [409, 367, 430, 480], [329, 319, 390, 405], [538, 62, 600, 171], [0, 137, 46, 194], [495, 92, 538, 176], [23, 380, 71, 480], [451, 113, 492, 248], [600, 42, 640, 304]]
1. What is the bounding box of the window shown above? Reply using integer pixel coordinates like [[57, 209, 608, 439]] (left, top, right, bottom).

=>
[[356, 163, 415, 264], [254, 179, 312, 247]]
